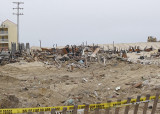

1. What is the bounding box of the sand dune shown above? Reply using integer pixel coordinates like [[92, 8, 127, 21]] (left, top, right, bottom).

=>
[[99, 42, 160, 50]]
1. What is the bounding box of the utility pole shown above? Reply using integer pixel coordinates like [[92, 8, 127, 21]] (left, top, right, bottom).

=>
[[39, 40, 41, 48], [13, 2, 24, 44], [113, 41, 114, 53]]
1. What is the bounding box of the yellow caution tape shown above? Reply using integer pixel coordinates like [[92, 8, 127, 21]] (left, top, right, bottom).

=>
[[0, 95, 158, 114]]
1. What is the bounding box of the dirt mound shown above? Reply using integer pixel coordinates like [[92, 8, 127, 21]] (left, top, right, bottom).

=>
[[0, 59, 160, 108], [0, 74, 19, 83], [0, 95, 20, 108]]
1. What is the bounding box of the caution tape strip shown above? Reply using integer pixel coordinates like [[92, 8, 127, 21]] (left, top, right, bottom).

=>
[[0, 96, 158, 114]]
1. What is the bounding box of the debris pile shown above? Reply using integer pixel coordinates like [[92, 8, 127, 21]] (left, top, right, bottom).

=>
[[0, 95, 20, 108], [147, 36, 157, 42], [0, 51, 160, 108], [1, 42, 160, 68]]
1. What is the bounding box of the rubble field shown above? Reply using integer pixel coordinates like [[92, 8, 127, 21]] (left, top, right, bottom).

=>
[[1, 42, 160, 113], [0, 58, 160, 112]]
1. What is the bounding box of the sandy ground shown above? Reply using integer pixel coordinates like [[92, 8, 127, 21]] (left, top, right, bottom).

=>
[[0, 57, 160, 113]]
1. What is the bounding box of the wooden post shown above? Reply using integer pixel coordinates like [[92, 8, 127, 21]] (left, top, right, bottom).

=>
[[105, 100, 111, 114], [98, 55, 100, 63], [73, 105, 78, 114], [27, 112, 33, 114], [124, 97, 131, 114], [83, 42, 85, 48], [95, 108, 99, 114], [84, 104, 89, 114], [134, 95, 141, 114], [95, 102, 101, 114], [39, 112, 44, 114], [143, 94, 150, 114], [85, 56, 88, 66], [113, 41, 114, 53], [103, 57, 106, 66], [151, 93, 160, 114], [51, 108, 56, 114], [26, 43, 30, 55], [114, 47, 116, 54], [62, 107, 67, 114], [71, 65, 74, 71], [90, 56, 92, 62], [115, 100, 121, 114]]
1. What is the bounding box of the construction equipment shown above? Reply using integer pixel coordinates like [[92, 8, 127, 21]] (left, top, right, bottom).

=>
[[147, 36, 157, 42]]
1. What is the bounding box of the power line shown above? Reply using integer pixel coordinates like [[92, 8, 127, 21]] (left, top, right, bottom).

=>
[[13, 2, 24, 44]]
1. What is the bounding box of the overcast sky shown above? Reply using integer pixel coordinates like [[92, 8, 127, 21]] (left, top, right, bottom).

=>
[[1, 0, 160, 47]]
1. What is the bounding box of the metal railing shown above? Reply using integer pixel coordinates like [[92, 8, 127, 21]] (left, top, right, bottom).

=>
[[0, 39, 8, 42], [0, 31, 8, 34]]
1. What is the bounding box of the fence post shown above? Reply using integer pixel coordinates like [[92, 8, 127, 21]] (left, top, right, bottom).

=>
[[105, 100, 111, 114], [85, 56, 88, 66], [151, 93, 160, 114], [124, 97, 131, 114], [95, 102, 101, 114], [98, 55, 101, 63], [115, 100, 121, 114], [73, 105, 78, 114], [84, 104, 89, 114], [143, 94, 150, 114], [27, 112, 33, 114], [39, 112, 44, 114], [51, 108, 56, 114], [134, 95, 141, 114], [62, 107, 67, 114]]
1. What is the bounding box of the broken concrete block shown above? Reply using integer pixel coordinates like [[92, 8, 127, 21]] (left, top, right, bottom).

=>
[[115, 86, 121, 91]]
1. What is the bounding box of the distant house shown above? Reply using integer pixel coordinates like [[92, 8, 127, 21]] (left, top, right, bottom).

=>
[[0, 19, 17, 51]]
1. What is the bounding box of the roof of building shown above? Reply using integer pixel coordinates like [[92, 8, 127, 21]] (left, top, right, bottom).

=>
[[3, 19, 17, 25], [0, 19, 17, 28]]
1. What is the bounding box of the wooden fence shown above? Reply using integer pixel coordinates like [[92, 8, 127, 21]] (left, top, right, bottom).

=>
[[27, 93, 159, 114]]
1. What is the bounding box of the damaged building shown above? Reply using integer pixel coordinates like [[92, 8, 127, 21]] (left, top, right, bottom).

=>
[[0, 19, 18, 51]]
